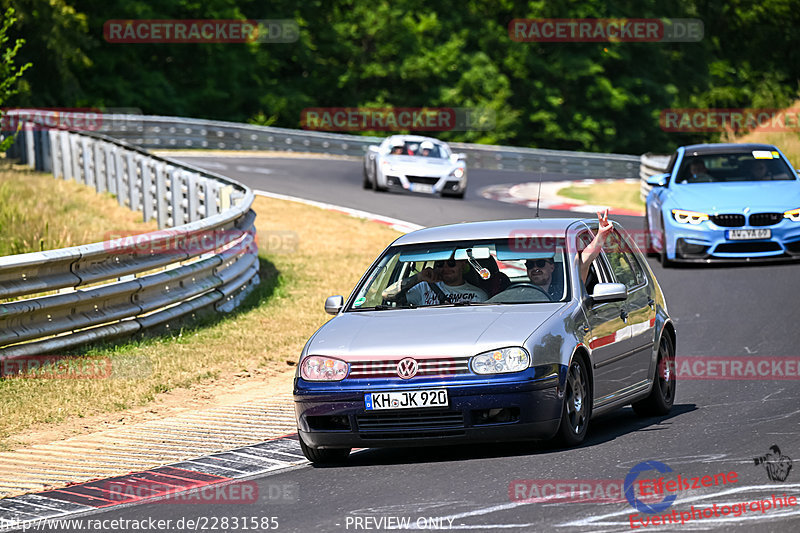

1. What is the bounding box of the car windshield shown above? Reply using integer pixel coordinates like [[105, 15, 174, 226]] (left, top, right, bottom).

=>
[[413, 144, 444, 158], [347, 238, 568, 311], [387, 140, 446, 158], [676, 151, 794, 183]]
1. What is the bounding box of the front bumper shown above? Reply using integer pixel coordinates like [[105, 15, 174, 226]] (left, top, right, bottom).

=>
[[294, 365, 564, 449], [383, 172, 466, 195], [663, 216, 800, 262]]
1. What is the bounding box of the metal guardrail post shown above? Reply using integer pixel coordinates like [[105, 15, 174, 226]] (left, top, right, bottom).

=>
[[0, 111, 259, 360], [24, 128, 34, 168], [155, 163, 167, 229]]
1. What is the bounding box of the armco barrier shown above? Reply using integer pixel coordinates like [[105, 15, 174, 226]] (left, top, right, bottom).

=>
[[87, 113, 641, 179], [639, 152, 671, 200], [0, 114, 259, 360]]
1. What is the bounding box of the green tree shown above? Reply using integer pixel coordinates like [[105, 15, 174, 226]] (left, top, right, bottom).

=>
[[0, 6, 31, 150]]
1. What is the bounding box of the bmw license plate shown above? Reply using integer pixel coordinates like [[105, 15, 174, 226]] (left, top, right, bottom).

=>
[[409, 183, 435, 194], [365, 389, 448, 410], [727, 229, 771, 240]]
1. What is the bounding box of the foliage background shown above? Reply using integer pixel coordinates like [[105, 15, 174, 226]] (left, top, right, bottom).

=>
[[2, 0, 798, 153]]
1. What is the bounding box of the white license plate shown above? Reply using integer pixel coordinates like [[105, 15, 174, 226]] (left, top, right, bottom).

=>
[[409, 183, 434, 194], [727, 229, 771, 240], [365, 389, 448, 410]]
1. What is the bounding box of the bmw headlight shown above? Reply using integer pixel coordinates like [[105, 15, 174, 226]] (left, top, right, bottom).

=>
[[784, 208, 800, 222], [301, 356, 348, 381], [672, 209, 709, 225], [471, 347, 530, 374], [450, 167, 465, 179]]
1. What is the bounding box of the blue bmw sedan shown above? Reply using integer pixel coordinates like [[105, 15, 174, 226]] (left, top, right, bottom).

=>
[[293, 219, 676, 463], [645, 143, 800, 265]]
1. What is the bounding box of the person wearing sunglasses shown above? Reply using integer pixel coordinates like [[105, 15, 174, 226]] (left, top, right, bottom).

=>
[[525, 209, 613, 300], [382, 258, 487, 306]]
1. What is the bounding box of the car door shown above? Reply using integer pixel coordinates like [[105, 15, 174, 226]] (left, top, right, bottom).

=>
[[596, 229, 654, 402], [578, 229, 633, 403]]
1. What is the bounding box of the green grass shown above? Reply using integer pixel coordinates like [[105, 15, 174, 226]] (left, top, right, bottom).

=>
[[0, 160, 157, 256], [0, 193, 401, 449], [557, 181, 644, 212]]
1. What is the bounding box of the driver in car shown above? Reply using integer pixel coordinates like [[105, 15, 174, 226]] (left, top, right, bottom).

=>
[[383, 259, 487, 306], [419, 140, 435, 157], [390, 138, 406, 155]]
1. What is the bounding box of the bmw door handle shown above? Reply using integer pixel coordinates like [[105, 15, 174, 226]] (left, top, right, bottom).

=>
[[620, 309, 629, 322], [647, 298, 655, 309]]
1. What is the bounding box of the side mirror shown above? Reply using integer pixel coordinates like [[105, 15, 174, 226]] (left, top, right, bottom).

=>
[[645, 173, 670, 187], [590, 283, 628, 303], [324, 295, 344, 315], [450, 153, 466, 163]]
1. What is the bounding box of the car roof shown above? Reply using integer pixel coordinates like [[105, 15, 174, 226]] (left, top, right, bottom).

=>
[[681, 143, 778, 155], [392, 218, 586, 246], [388, 135, 444, 144]]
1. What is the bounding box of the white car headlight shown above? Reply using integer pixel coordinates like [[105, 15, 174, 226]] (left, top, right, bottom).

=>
[[301, 356, 348, 381], [672, 209, 709, 225], [784, 208, 800, 222], [450, 167, 465, 179], [471, 347, 530, 374]]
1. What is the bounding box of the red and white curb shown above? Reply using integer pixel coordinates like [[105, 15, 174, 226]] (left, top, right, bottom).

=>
[[479, 179, 644, 217], [0, 192, 422, 530], [0, 436, 306, 532]]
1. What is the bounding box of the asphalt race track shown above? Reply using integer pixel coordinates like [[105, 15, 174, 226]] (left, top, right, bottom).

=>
[[49, 155, 800, 532]]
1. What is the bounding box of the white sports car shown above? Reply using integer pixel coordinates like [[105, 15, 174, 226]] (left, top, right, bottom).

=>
[[363, 135, 467, 199]]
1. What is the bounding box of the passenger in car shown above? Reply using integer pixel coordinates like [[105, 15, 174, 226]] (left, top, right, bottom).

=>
[[525, 210, 612, 298], [383, 259, 487, 305]]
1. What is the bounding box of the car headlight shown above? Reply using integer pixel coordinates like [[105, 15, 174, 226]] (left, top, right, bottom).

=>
[[784, 208, 800, 222], [471, 347, 530, 374], [672, 209, 709, 225], [450, 167, 465, 179], [300, 356, 348, 381]]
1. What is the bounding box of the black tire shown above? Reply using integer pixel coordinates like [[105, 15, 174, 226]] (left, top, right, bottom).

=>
[[373, 164, 387, 192], [299, 434, 351, 465], [362, 165, 373, 189], [632, 333, 676, 416], [555, 355, 591, 446]]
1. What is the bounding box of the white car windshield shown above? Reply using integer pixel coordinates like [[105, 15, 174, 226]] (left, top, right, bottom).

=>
[[347, 238, 568, 310]]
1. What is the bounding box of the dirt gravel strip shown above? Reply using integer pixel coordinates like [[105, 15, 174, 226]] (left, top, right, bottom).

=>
[[0, 191, 423, 529], [479, 178, 644, 216]]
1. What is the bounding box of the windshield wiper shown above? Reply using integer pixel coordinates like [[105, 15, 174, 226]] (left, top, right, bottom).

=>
[[350, 303, 419, 311]]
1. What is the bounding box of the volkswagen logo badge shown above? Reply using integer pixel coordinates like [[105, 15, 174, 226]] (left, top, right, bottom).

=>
[[396, 358, 418, 379]]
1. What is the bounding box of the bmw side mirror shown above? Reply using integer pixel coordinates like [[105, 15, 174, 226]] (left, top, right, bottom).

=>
[[325, 295, 344, 315], [646, 173, 670, 187], [590, 283, 628, 303], [451, 153, 466, 163]]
